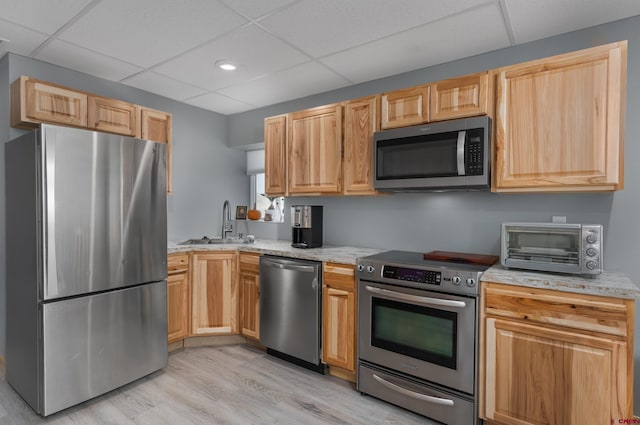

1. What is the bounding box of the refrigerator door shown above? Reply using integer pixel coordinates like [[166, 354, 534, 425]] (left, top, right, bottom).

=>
[[41, 280, 168, 416], [41, 125, 167, 300]]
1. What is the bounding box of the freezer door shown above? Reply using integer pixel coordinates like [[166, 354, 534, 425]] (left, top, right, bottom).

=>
[[42, 125, 167, 300], [41, 281, 168, 416]]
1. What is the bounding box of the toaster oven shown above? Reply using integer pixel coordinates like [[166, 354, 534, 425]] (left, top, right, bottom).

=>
[[501, 223, 603, 276]]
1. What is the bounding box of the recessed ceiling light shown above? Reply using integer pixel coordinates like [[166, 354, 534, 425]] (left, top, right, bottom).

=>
[[216, 60, 237, 71]]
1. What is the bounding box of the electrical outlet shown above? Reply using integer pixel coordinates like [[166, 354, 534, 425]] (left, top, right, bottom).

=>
[[552, 216, 567, 224]]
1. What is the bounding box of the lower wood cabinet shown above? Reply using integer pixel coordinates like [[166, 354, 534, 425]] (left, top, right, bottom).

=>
[[239, 252, 261, 340], [191, 252, 238, 335], [481, 281, 633, 425], [322, 263, 356, 379], [167, 253, 190, 343]]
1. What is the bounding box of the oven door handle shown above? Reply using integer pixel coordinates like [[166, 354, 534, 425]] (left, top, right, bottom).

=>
[[372, 374, 455, 406], [364, 286, 466, 309]]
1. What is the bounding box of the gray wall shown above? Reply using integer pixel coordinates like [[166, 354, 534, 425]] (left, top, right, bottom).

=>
[[229, 15, 640, 412], [0, 54, 249, 357], [0, 54, 9, 364]]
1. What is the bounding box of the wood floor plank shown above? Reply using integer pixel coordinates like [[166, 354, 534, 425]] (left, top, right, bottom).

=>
[[0, 345, 436, 425]]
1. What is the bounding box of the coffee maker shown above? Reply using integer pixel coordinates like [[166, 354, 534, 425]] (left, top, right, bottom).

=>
[[291, 205, 323, 248]]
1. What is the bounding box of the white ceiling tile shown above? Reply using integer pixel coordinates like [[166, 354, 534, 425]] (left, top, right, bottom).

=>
[[504, 0, 640, 44], [321, 3, 511, 83], [218, 0, 299, 19], [0, 18, 48, 56], [184, 92, 256, 114], [259, 0, 488, 57], [34, 39, 143, 81], [0, 0, 92, 34], [121, 71, 207, 101], [217, 61, 350, 107], [154, 24, 308, 91], [58, 0, 247, 68]]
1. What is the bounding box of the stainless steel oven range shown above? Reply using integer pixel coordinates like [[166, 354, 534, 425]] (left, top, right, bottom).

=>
[[357, 251, 489, 425]]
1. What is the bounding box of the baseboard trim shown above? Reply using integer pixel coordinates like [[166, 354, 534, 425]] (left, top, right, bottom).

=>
[[327, 365, 356, 383], [182, 334, 247, 348], [0, 355, 5, 380]]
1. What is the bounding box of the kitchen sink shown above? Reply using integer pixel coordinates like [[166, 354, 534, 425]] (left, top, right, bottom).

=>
[[179, 237, 246, 245]]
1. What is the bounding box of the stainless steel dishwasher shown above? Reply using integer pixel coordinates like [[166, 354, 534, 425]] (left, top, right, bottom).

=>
[[259, 255, 325, 373]]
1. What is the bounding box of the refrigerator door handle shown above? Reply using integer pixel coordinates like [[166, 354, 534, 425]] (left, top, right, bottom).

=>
[[44, 131, 58, 298]]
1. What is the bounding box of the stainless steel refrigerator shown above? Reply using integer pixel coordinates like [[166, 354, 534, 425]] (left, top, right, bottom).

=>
[[5, 124, 168, 416]]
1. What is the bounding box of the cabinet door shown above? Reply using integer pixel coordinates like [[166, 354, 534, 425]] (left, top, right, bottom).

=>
[[11, 76, 88, 128], [239, 253, 260, 340], [167, 271, 189, 342], [322, 286, 355, 372], [343, 96, 379, 195], [494, 41, 626, 192], [429, 72, 488, 122], [88, 96, 138, 136], [288, 104, 342, 194], [380, 85, 428, 129], [322, 263, 356, 375], [191, 252, 238, 335], [484, 318, 628, 424], [264, 115, 287, 196], [140, 107, 173, 193]]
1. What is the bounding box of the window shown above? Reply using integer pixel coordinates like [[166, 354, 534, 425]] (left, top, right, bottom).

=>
[[250, 173, 284, 222]]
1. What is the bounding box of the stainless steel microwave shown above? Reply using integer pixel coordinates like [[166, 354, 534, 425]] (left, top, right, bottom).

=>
[[501, 222, 603, 276], [373, 115, 490, 191]]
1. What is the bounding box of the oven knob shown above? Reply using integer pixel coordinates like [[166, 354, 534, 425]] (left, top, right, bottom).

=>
[[357, 264, 365, 272], [466, 278, 476, 287], [367, 265, 376, 274], [586, 260, 599, 270], [452, 276, 461, 285], [586, 233, 598, 244], [586, 248, 598, 257]]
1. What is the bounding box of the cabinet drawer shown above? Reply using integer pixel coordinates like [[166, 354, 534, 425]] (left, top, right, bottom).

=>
[[168, 254, 189, 274], [483, 282, 631, 337], [239, 252, 261, 274], [323, 263, 355, 291]]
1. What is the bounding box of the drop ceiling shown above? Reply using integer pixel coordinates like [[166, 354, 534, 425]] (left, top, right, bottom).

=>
[[1, 0, 639, 115]]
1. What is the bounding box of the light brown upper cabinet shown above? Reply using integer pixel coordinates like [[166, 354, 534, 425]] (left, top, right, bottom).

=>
[[264, 115, 288, 196], [343, 95, 379, 195], [11, 76, 174, 194], [139, 107, 173, 193], [88, 96, 138, 136], [429, 72, 489, 122], [493, 41, 627, 192], [380, 84, 428, 129], [11, 76, 88, 128], [288, 103, 343, 195]]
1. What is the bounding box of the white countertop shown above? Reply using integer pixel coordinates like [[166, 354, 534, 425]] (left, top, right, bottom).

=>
[[168, 239, 384, 265], [481, 264, 640, 299]]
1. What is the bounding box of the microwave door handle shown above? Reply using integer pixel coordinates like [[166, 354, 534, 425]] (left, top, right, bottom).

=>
[[457, 130, 466, 176], [372, 374, 455, 406], [364, 285, 466, 309]]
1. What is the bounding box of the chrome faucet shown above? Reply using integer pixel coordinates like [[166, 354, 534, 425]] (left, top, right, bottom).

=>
[[221, 200, 233, 239]]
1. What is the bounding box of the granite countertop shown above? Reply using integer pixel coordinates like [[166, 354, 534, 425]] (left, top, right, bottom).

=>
[[481, 264, 640, 299], [168, 239, 384, 265]]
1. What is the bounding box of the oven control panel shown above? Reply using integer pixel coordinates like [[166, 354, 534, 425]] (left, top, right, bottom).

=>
[[382, 265, 442, 285], [356, 251, 487, 296]]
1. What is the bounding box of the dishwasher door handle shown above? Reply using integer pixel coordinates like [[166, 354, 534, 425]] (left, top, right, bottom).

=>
[[261, 259, 317, 273]]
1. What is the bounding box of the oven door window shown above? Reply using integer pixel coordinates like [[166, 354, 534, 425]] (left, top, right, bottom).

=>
[[371, 297, 457, 369]]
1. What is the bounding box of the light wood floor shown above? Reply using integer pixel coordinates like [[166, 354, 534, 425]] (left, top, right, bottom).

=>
[[0, 345, 437, 424]]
